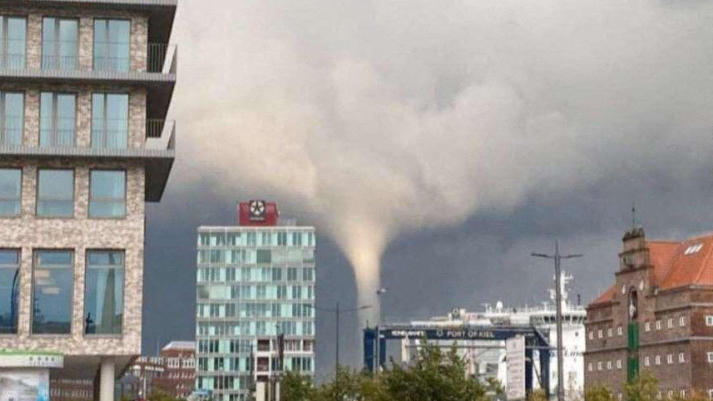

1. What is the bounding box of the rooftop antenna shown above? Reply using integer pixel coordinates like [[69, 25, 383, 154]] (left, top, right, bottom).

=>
[[632, 201, 637, 228]]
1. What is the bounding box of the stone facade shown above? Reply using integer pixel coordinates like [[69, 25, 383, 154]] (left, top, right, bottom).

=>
[[0, 2, 176, 395], [0, 160, 145, 356], [585, 229, 713, 398]]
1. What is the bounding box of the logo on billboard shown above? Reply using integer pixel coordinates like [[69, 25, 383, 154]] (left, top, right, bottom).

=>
[[249, 200, 266, 220]]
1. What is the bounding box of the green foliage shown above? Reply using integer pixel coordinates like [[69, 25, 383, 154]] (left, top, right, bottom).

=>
[[147, 390, 186, 401], [625, 372, 658, 401], [282, 342, 495, 401], [282, 371, 317, 401], [584, 385, 616, 401], [527, 389, 548, 401]]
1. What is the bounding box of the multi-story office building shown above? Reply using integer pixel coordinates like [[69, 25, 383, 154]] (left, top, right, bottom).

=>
[[196, 201, 316, 401], [0, 1, 177, 400], [585, 227, 713, 398], [156, 341, 196, 398]]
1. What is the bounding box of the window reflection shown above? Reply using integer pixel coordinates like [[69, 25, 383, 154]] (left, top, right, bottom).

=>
[[85, 251, 124, 335], [89, 170, 126, 218], [0, 249, 20, 334], [32, 250, 73, 334]]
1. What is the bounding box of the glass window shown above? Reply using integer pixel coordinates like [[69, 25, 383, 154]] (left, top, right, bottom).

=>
[[93, 19, 130, 72], [256, 249, 271, 264], [37, 169, 74, 217], [0, 92, 23, 146], [84, 251, 124, 334], [0, 249, 20, 334], [41, 18, 78, 70], [32, 250, 73, 334], [0, 16, 26, 69], [40, 92, 76, 147], [302, 267, 313, 281], [0, 168, 21, 216], [89, 170, 125, 218], [92, 93, 128, 149]]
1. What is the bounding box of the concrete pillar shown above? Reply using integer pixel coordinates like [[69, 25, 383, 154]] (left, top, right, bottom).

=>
[[100, 358, 115, 401]]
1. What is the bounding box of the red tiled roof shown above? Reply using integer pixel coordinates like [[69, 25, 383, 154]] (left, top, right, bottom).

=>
[[590, 234, 713, 306]]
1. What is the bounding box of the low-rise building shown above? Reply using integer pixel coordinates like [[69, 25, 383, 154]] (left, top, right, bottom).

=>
[[585, 227, 713, 398], [155, 341, 196, 398]]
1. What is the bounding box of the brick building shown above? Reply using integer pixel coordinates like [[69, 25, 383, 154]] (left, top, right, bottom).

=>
[[122, 355, 166, 399], [585, 227, 713, 398], [155, 341, 196, 398], [0, 1, 176, 400]]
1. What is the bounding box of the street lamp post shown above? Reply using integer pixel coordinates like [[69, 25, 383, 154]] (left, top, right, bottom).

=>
[[306, 303, 371, 401], [375, 288, 387, 376], [532, 241, 582, 401]]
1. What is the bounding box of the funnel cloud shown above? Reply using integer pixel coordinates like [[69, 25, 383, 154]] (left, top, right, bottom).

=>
[[170, 0, 713, 320]]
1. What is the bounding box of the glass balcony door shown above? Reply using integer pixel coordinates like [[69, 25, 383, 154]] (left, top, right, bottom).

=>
[[42, 18, 78, 70], [0, 16, 26, 69], [93, 19, 130, 72], [0, 92, 23, 146], [92, 93, 128, 149], [40, 92, 76, 147]]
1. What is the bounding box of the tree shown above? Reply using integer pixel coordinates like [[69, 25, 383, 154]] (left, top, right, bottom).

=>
[[624, 372, 657, 401], [282, 342, 498, 401], [584, 385, 615, 401], [147, 390, 186, 401], [381, 343, 489, 401], [282, 371, 317, 401]]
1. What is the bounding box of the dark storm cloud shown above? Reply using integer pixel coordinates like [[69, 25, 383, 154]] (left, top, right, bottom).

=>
[[143, 0, 713, 376]]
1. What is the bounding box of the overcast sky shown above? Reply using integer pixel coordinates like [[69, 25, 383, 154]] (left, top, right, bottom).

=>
[[142, 0, 713, 378]]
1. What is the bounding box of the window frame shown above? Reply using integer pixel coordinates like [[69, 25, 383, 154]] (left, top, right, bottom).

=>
[[90, 92, 130, 149], [40, 16, 79, 70], [0, 248, 21, 334], [88, 169, 127, 219], [31, 249, 74, 335], [36, 168, 74, 218], [0, 15, 27, 69], [0, 167, 22, 217], [39, 91, 77, 147], [92, 18, 132, 72], [83, 249, 125, 336], [0, 91, 24, 146]]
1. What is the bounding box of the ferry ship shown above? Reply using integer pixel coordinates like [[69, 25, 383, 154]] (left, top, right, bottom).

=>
[[402, 272, 586, 400]]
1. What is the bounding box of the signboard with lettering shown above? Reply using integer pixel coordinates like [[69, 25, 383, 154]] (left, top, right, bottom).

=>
[[506, 335, 526, 400], [0, 350, 63, 368], [380, 327, 535, 341]]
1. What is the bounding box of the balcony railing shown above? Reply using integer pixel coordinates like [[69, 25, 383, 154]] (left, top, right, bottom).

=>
[[147, 119, 169, 138], [0, 53, 26, 70], [0, 43, 176, 74], [41, 55, 79, 71], [145, 119, 175, 151]]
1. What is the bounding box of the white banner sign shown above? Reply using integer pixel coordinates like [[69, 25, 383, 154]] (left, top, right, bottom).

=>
[[506, 335, 526, 400], [0, 351, 63, 368]]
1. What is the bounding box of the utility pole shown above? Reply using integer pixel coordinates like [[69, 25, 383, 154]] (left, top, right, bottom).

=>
[[304, 302, 371, 401], [375, 288, 387, 377], [532, 241, 582, 401], [335, 301, 340, 394]]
